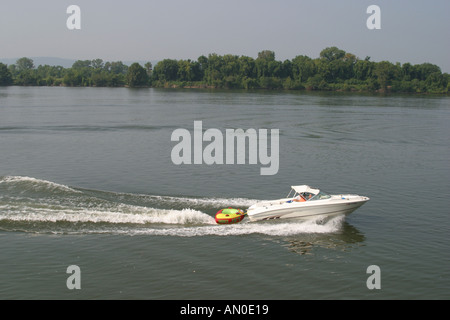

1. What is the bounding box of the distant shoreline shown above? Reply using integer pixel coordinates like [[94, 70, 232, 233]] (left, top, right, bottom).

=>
[[1, 47, 449, 94], [2, 84, 449, 97]]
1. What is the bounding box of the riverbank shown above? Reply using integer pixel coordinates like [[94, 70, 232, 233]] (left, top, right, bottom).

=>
[[149, 80, 450, 94], [2, 82, 449, 96], [2, 47, 449, 94]]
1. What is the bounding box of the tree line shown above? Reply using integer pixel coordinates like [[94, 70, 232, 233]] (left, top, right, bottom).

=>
[[1, 47, 448, 93]]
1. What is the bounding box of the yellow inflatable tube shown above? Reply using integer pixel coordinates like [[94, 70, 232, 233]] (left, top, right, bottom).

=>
[[215, 208, 246, 224]]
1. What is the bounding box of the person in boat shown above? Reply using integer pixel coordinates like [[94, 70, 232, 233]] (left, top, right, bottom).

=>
[[292, 194, 306, 202]]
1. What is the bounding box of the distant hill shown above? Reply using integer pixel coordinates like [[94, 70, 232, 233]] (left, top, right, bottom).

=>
[[0, 57, 158, 68]]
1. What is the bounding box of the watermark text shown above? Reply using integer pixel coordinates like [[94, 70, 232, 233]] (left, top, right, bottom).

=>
[[66, 5, 81, 30], [66, 265, 81, 290], [366, 265, 381, 289], [171, 121, 279, 175], [367, 5, 381, 30]]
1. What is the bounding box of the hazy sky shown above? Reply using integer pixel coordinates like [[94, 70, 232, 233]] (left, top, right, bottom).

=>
[[1, 0, 449, 71]]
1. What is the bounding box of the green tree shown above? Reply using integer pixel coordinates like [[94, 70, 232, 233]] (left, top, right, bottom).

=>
[[144, 62, 153, 77], [413, 63, 441, 81], [152, 59, 179, 82], [15, 70, 38, 86], [91, 59, 104, 69], [71, 60, 93, 83], [222, 54, 240, 78], [109, 74, 126, 87], [72, 60, 91, 69], [315, 58, 332, 82], [90, 71, 110, 87], [63, 69, 82, 86], [257, 50, 275, 61], [292, 55, 315, 82], [258, 76, 282, 89], [306, 74, 328, 90], [255, 50, 275, 78], [280, 59, 293, 79], [126, 63, 149, 87], [15, 57, 35, 72], [320, 47, 346, 62], [401, 62, 413, 81], [177, 60, 193, 81], [0, 63, 13, 85], [237, 56, 256, 79], [425, 72, 448, 93], [268, 60, 282, 78], [316, 48, 355, 82], [373, 61, 401, 90], [197, 55, 208, 78], [7, 64, 18, 78], [105, 61, 128, 75], [342, 53, 357, 79], [203, 54, 224, 86], [354, 60, 374, 81]]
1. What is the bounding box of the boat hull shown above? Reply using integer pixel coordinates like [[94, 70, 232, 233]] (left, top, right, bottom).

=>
[[246, 195, 369, 222]]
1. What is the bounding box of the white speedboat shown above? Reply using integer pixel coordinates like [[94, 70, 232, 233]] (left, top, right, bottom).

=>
[[246, 185, 369, 222]]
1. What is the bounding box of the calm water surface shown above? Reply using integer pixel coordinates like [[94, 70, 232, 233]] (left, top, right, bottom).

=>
[[0, 86, 449, 299]]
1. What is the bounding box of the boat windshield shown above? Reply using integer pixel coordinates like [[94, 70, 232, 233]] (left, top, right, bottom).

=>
[[287, 186, 331, 201], [309, 191, 331, 201]]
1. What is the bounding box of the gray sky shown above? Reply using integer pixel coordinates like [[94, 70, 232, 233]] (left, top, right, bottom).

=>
[[1, 0, 449, 71]]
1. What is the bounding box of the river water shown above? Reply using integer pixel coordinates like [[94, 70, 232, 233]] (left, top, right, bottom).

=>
[[0, 86, 448, 300]]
